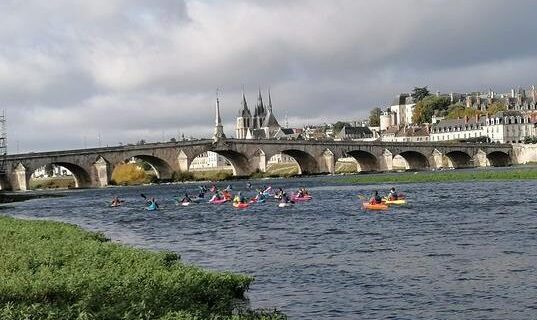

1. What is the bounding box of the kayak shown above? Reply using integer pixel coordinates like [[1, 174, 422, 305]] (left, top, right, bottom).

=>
[[181, 202, 191, 206], [209, 198, 228, 204], [291, 194, 312, 201], [362, 202, 388, 211], [383, 199, 406, 205], [233, 202, 249, 209], [278, 202, 293, 208], [250, 197, 266, 204]]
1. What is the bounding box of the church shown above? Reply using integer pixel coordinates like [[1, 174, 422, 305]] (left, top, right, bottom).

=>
[[235, 89, 283, 139]]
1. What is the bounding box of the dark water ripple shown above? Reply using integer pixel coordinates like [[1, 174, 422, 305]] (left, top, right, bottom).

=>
[[2, 177, 537, 319]]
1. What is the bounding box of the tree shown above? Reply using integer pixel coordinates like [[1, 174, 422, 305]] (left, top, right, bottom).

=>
[[445, 103, 481, 120], [369, 107, 382, 126], [411, 86, 430, 102], [487, 102, 507, 115], [412, 95, 451, 124]]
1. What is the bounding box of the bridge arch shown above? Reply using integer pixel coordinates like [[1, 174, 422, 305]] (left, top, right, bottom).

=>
[[487, 151, 511, 167], [29, 162, 91, 189], [280, 149, 319, 175], [396, 151, 430, 170], [117, 155, 174, 180], [209, 150, 253, 176], [444, 151, 474, 168], [346, 150, 379, 172]]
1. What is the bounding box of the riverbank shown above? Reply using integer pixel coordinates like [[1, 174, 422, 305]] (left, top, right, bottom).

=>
[[340, 167, 537, 184], [0, 216, 284, 320], [0, 192, 63, 204]]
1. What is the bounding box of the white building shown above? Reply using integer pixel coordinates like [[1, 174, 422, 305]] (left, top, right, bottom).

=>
[[390, 94, 416, 126], [430, 112, 537, 143], [189, 151, 232, 170], [381, 125, 430, 142]]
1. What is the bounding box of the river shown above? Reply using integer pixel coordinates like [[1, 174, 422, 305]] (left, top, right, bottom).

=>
[[2, 176, 537, 319]]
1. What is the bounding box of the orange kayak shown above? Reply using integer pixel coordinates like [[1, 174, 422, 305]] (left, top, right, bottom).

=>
[[362, 202, 388, 211]]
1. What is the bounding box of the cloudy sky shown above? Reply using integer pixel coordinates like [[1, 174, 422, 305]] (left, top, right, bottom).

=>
[[2, 0, 537, 153]]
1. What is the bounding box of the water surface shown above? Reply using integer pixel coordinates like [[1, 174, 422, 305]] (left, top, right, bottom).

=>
[[3, 177, 537, 319]]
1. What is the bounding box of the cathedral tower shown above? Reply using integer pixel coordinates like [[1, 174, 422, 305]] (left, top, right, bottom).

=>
[[235, 92, 251, 139]]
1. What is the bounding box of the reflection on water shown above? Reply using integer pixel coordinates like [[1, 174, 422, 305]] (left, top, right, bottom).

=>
[[3, 177, 537, 319]]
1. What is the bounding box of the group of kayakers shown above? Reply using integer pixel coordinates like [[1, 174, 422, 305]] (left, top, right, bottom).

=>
[[368, 187, 405, 205], [110, 182, 406, 211]]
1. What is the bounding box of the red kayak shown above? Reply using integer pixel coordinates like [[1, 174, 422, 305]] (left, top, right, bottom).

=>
[[291, 194, 312, 201], [233, 202, 249, 209], [209, 198, 228, 204]]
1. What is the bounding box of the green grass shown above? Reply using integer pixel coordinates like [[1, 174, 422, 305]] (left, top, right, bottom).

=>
[[0, 216, 285, 320], [340, 167, 537, 185]]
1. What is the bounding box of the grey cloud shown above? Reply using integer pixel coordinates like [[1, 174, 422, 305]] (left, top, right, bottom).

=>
[[1, 0, 537, 153]]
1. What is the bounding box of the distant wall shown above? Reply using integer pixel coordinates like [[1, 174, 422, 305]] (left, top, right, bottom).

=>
[[512, 144, 537, 164]]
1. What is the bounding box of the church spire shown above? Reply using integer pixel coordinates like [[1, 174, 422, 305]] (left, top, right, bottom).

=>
[[267, 88, 273, 113], [213, 89, 226, 142]]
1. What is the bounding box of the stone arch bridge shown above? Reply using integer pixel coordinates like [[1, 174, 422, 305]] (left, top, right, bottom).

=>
[[2, 139, 513, 191]]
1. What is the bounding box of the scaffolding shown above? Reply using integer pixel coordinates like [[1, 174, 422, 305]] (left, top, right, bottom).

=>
[[0, 110, 6, 175]]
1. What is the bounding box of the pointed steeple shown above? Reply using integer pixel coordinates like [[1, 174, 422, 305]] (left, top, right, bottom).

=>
[[238, 91, 251, 117], [213, 91, 226, 142], [267, 88, 273, 113], [255, 88, 265, 117]]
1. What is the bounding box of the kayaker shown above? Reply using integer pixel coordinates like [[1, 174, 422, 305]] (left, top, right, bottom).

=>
[[210, 184, 217, 193], [181, 193, 192, 203], [147, 197, 159, 208], [279, 191, 291, 203], [388, 188, 398, 200], [111, 196, 123, 207], [197, 190, 205, 198], [222, 190, 231, 200], [246, 182, 252, 190], [234, 192, 247, 204], [256, 190, 266, 202], [369, 191, 383, 204]]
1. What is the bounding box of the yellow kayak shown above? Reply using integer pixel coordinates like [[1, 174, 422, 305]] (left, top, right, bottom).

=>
[[383, 199, 406, 205]]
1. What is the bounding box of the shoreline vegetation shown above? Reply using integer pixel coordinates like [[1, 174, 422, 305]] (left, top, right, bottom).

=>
[[0, 216, 285, 320], [340, 167, 537, 184]]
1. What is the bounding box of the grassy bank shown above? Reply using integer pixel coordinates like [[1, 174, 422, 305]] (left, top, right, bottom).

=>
[[340, 167, 537, 185], [0, 216, 284, 320]]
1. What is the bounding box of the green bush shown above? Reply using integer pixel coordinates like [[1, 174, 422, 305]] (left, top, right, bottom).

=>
[[0, 216, 280, 320]]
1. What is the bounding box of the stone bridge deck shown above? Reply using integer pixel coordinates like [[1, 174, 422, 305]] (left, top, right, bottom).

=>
[[2, 139, 513, 191]]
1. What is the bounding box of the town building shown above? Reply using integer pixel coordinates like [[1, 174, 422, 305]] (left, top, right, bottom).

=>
[[381, 125, 430, 142], [466, 86, 537, 111], [189, 151, 232, 171], [335, 126, 374, 141], [430, 111, 537, 143]]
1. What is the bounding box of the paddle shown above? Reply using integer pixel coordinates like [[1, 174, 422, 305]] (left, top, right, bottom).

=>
[[140, 193, 147, 200]]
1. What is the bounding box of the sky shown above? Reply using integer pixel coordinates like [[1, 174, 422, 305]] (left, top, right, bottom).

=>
[[1, 0, 537, 153]]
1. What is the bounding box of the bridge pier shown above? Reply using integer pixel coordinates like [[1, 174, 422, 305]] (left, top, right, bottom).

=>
[[318, 149, 335, 174], [378, 149, 393, 171], [93, 157, 111, 187], [11, 163, 30, 191], [430, 149, 444, 169], [251, 149, 267, 173], [474, 150, 489, 167]]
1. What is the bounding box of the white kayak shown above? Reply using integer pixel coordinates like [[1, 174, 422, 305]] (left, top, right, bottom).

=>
[[278, 202, 293, 208]]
